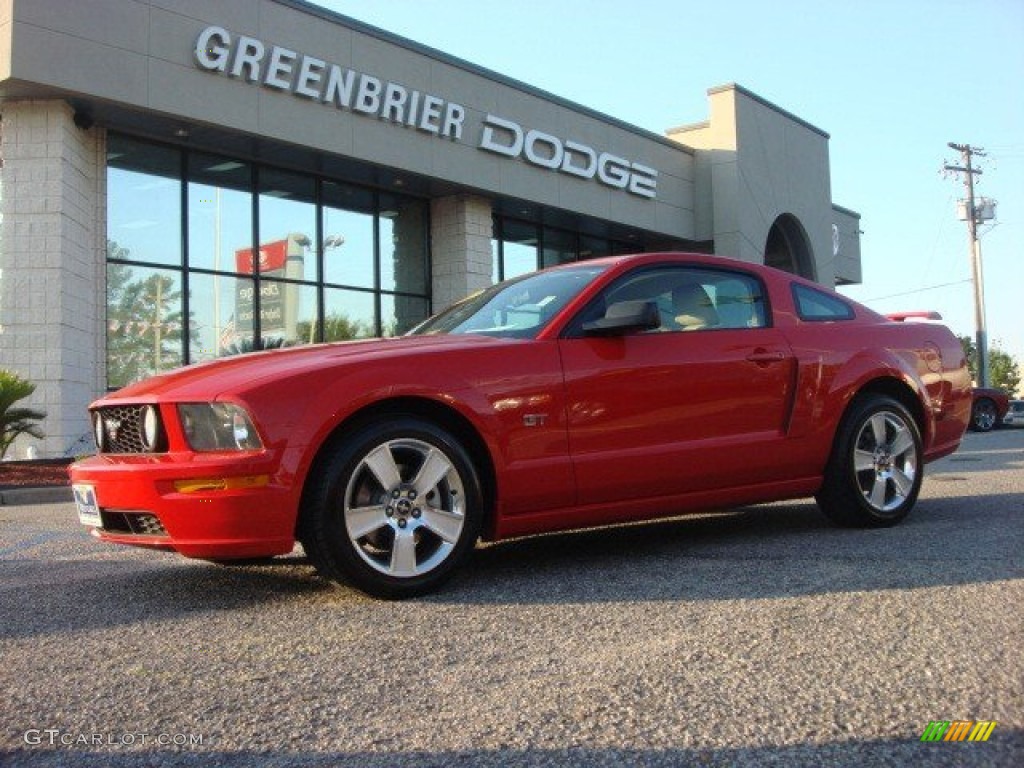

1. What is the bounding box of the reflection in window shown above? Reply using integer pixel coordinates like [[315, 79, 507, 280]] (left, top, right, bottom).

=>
[[323, 181, 374, 289], [493, 215, 640, 281], [579, 236, 610, 260], [501, 220, 539, 280], [491, 237, 500, 284], [259, 169, 315, 284], [188, 272, 255, 361], [542, 227, 576, 268], [324, 288, 376, 341], [323, 206, 374, 289], [380, 195, 428, 295], [108, 135, 181, 267], [382, 293, 430, 337], [262, 280, 319, 347], [106, 263, 184, 388], [106, 134, 430, 386], [187, 153, 252, 274]]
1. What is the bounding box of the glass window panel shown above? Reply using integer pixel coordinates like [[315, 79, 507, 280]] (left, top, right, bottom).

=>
[[491, 238, 500, 284], [792, 284, 853, 322], [579, 236, 610, 260], [502, 241, 538, 280], [542, 227, 577, 268], [256, 279, 318, 348], [323, 288, 376, 341], [188, 272, 256, 361], [381, 293, 429, 337], [322, 179, 375, 213], [379, 195, 427, 294], [323, 183, 375, 288], [106, 264, 184, 388], [107, 137, 181, 266], [500, 219, 540, 279], [187, 153, 253, 273], [258, 169, 316, 283]]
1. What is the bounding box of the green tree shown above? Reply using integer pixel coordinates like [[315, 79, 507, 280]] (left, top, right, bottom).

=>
[[106, 242, 184, 388], [0, 370, 46, 459], [222, 336, 288, 356], [959, 336, 1021, 393], [990, 348, 1021, 395], [295, 312, 369, 344]]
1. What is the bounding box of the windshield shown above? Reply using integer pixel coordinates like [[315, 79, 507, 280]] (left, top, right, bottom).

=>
[[410, 265, 607, 338]]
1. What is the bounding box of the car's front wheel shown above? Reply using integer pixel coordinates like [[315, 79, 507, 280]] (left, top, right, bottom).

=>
[[816, 395, 922, 527], [300, 417, 483, 599], [970, 398, 998, 432]]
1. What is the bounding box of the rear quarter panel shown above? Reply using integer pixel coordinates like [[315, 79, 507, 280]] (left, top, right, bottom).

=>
[[768, 276, 970, 468], [774, 313, 966, 466]]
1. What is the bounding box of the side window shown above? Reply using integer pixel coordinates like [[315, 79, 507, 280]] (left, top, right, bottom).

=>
[[792, 284, 854, 321], [567, 266, 768, 335]]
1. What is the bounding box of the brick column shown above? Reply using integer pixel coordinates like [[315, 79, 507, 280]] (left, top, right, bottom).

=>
[[0, 101, 106, 458], [429, 194, 494, 312]]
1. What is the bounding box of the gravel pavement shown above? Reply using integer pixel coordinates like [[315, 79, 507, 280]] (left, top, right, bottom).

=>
[[1, 429, 1021, 767]]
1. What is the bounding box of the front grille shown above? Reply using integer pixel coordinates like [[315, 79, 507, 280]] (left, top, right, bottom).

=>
[[100, 510, 168, 537], [94, 406, 167, 454]]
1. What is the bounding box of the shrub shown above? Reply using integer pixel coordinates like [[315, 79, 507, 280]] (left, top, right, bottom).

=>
[[0, 370, 46, 460]]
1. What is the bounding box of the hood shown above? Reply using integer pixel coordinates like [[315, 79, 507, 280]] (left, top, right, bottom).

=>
[[98, 334, 508, 404]]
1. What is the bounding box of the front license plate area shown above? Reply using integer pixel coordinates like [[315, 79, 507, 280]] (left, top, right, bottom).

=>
[[73, 484, 101, 527]]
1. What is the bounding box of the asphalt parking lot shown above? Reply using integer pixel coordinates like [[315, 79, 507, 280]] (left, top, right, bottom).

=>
[[1, 429, 1021, 767]]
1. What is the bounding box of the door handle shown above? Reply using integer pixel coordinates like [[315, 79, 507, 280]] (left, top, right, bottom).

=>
[[746, 350, 786, 364]]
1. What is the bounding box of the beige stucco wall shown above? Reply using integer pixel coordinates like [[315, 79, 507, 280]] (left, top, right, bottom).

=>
[[0, 0, 695, 241], [669, 84, 860, 285], [0, 100, 106, 458]]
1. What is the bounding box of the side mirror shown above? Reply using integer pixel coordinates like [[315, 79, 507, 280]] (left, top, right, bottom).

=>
[[581, 300, 661, 336]]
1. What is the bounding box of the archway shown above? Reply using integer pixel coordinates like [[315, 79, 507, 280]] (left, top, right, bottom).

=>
[[764, 214, 815, 280]]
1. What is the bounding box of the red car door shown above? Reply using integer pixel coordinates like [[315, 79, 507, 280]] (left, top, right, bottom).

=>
[[557, 265, 796, 507]]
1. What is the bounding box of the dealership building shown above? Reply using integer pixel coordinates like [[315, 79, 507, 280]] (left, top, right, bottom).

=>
[[0, 0, 862, 458]]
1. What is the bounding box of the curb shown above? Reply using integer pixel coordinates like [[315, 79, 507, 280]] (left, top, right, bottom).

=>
[[0, 486, 74, 506]]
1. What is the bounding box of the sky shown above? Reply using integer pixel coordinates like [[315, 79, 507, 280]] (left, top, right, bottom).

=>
[[314, 0, 1024, 373]]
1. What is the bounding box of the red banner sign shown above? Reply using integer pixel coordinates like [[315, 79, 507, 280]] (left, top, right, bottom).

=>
[[235, 239, 289, 274]]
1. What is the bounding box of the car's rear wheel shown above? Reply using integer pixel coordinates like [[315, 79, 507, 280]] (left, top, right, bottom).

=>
[[300, 417, 482, 599], [970, 398, 998, 432], [816, 395, 922, 527]]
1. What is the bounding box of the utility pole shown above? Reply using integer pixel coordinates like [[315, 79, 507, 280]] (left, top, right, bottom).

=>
[[944, 142, 989, 387]]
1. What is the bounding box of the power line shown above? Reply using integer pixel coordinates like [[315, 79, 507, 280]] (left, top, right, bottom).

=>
[[863, 279, 971, 303]]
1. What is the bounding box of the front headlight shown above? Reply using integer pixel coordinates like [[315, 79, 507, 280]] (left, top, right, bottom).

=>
[[92, 411, 106, 452], [177, 403, 263, 452], [140, 405, 163, 452]]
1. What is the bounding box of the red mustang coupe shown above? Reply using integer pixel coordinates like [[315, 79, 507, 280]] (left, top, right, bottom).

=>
[[71, 253, 972, 598]]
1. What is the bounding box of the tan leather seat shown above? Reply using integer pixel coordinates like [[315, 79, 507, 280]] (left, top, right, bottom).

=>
[[671, 283, 719, 330]]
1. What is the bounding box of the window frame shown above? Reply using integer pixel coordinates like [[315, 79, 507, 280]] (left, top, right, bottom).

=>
[[561, 263, 772, 339], [791, 283, 855, 322]]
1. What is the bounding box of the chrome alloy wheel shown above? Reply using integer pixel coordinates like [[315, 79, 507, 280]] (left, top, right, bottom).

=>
[[852, 411, 919, 513], [343, 438, 467, 578]]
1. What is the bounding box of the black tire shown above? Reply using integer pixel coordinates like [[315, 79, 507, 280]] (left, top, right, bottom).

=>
[[816, 395, 923, 527], [299, 417, 483, 599], [970, 398, 998, 432]]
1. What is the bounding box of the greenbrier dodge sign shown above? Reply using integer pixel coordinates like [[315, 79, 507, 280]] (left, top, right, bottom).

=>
[[194, 25, 659, 199]]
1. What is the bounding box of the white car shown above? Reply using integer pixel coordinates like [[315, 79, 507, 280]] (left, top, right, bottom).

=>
[[1004, 400, 1024, 427]]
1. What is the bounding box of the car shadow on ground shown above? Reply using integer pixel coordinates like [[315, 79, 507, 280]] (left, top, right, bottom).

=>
[[435, 490, 1022, 606], [2, 487, 1020, 639]]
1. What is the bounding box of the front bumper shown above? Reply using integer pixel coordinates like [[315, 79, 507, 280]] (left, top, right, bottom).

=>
[[70, 452, 298, 560]]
